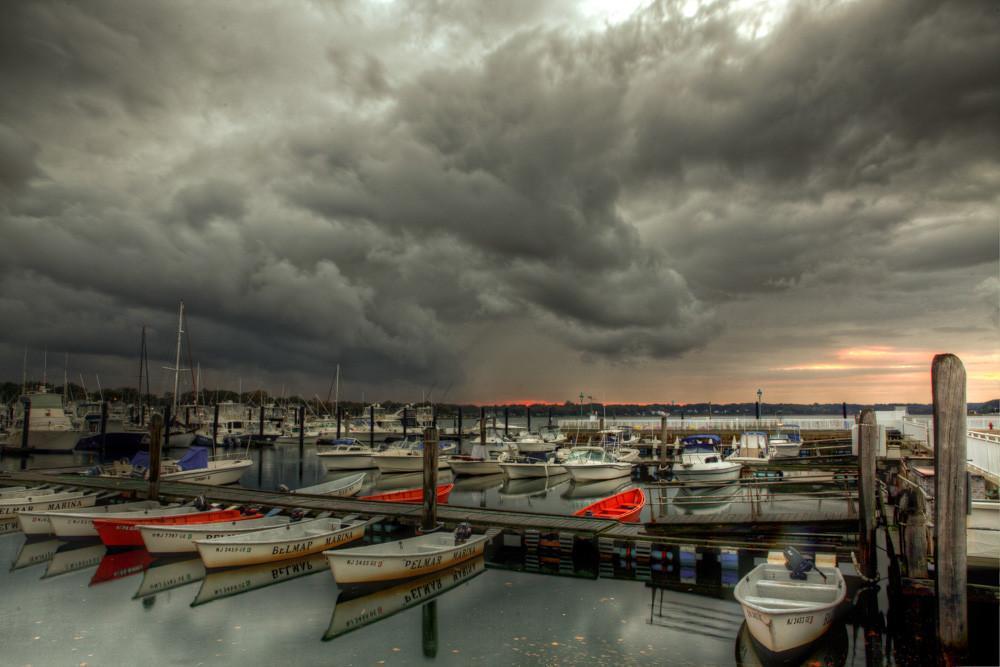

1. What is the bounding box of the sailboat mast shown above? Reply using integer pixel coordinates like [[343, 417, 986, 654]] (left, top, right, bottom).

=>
[[172, 301, 184, 418], [42, 348, 47, 388], [335, 364, 340, 418], [63, 352, 69, 398]]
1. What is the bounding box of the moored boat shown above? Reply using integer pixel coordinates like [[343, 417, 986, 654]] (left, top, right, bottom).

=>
[[290, 472, 366, 497], [561, 447, 633, 482], [18, 500, 165, 536], [573, 488, 645, 522], [448, 456, 502, 476], [325, 527, 498, 584], [49, 504, 198, 539], [734, 549, 845, 653], [0, 490, 99, 516], [191, 553, 327, 606], [671, 435, 743, 483], [500, 459, 567, 479], [195, 516, 368, 569], [316, 439, 377, 470], [93, 508, 254, 547], [139, 515, 292, 554], [359, 483, 453, 504], [373, 439, 455, 473]]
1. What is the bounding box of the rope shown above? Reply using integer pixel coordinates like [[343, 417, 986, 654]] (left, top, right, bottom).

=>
[[850, 550, 881, 584]]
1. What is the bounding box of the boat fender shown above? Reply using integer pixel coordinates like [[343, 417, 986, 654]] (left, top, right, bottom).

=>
[[454, 522, 472, 544]]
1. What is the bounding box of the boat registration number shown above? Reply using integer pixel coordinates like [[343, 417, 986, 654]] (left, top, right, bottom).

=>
[[787, 615, 813, 625]]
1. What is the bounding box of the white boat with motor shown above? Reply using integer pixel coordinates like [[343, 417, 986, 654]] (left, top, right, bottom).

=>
[[3, 388, 80, 451], [0, 490, 99, 516], [734, 548, 845, 653], [767, 426, 803, 459], [316, 439, 378, 470], [49, 504, 197, 539], [449, 443, 513, 476], [286, 472, 366, 497], [373, 439, 456, 473], [141, 515, 294, 554], [325, 526, 499, 584], [96, 447, 253, 486], [500, 456, 567, 479], [561, 447, 633, 482], [670, 435, 742, 483], [195, 516, 368, 568], [18, 499, 166, 536]]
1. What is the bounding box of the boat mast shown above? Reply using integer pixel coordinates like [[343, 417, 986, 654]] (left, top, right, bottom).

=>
[[42, 347, 47, 389], [334, 364, 340, 419], [172, 301, 184, 418]]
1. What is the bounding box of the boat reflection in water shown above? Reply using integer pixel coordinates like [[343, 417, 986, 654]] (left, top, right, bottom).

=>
[[0, 516, 21, 536], [370, 470, 454, 493], [134, 556, 206, 599], [452, 473, 504, 493], [562, 478, 634, 501], [325, 556, 485, 640], [191, 552, 327, 606], [499, 474, 570, 499], [11, 538, 65, 571], [734, 620, 848, 666], [670, 483, 742, 515], [42, 542, 106, 579], [91, 548, 154, 585]]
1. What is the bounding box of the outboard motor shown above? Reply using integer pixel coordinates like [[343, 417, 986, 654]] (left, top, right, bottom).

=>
[[454, 522, 472, 545], [289, 509, 306, 522], [194, 495, 208, 511], [241, 505, 261, 516], [783, 546, 826, 582]]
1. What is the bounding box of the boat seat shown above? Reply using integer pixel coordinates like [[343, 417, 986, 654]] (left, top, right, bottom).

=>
[[741, 595, 818, 610], [755, 580, 838, 603]]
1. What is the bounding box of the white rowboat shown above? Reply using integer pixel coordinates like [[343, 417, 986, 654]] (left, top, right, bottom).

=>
[[195, 517, 367, 569], [49, 504, 195, 539], [292, 472, 366, 497], [0, 491, 98, 516], [18, 500, 165, 536], [325, 529, 497, 584], [140, 516, 293, 554]]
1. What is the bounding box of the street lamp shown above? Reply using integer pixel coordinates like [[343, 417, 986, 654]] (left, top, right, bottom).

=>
[[756, 389, 763, 422]]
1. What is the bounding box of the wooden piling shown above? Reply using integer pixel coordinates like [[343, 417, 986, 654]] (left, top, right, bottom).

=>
[[336, 407, 341, 439], [403, 406, 408, 440], [258, 403, 265, 442], [659, 416, 668, 465], [932, 353, 968, 661], [148, 409, 165, 500], [902, 487, 929, 578], [100, 401, 109, 460], [19, 397, 30, 449], [479, 407, 486, 448], [503, 407, 509, 437], [298, 405, 305, 459], [548, 406, 552, 427], [422, 427, 439, 531], [369, 404, 375, 447], [858, 408, 878, 580], [212, 403, 220, 450], [526, 407, 531, 433]]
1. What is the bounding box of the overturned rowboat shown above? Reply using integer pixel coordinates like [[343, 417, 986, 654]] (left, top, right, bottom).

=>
[[325, 527, 500, 585], [195, 517, 369, 569], [360, 483, 453, 504], [573, 488, 645, 523], [734, 549, 845, 653]]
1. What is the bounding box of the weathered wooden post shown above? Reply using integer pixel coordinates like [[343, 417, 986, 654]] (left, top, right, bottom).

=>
[[548, 406, 553, 427], [902, 487, 929, 578], [858, 408, 878, 580], [503, 407, 509, 437], [149, 409, 165, 500], [422, 427, 439, 531], [19, 397, 31, 449], [100, 401, 109, 460], [432, 404, 437, 429], [479, 407, 486, 448], [336, 406, 341, 439], [932, 353, 968, 661], [369, 404, 375, 447], [659, 416, 668, 465], [842, 401, 848, 420], [526, 407, 531, 433], [298, 404, 305, 460], [258, 403, 265, 444], [422, 599, 439, 658], [212, 402, 220, 449], [457, 408, 462, 441]]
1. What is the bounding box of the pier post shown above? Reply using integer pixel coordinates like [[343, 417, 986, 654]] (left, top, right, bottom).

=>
[[422, 600, 439, 658], [548, 407, 552, 427], [526, 407, 531, 433], [422, 427, 439, 531], [842, 401, 848, 420], [336, 407, 341, 439], [932, 353, 968, 661], [659, 416, 668, 465], [858, 408, 878, 580], [258, 403, 265, 444], [902, 487, 929, 578], [432, 404, 437, 429], [100, 401, 109, 460], [149, 408, 165, 500], [298, 405, 305, 459], [480, 407, 486, 448], [19, 397, 30, 449], [212, 403, 220, 450], [369, 404, 375, 447], [504, 407, 509, 437]]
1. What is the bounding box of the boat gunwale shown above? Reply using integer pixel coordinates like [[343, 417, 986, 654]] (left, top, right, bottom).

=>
[[193, 517, 366, 546]]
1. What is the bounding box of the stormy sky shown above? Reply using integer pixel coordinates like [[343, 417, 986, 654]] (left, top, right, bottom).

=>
[[0, 0, 997, 404]]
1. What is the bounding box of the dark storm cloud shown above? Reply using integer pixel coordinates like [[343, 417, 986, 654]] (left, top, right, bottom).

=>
[[0, 0, 996, 398]]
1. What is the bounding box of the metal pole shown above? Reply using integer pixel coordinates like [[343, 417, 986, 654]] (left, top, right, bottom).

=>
[[422, 427, 439, 531], [526, 407, 531, 433], [100, 401, 109, 460], [403, 406, 408, 440], [504, 407, 509, 437], [336, 406, 341, 439], [19, 397, 30, 449], [369, 404, 375, 448]]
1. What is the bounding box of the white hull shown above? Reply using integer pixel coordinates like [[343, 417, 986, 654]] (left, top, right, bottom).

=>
[[0, 491, 97, 517], [563, 463, 632, 482], [4, 429, 80, 451], [500, 462, 567, 479], [293, 472, 366, 497], [326, 531, 492, 584], [196, 517, 367, 568], [449, 459, 502, 476], [161, 459, 253, 485], [515, 442, 557, 454], [671, 463, 743, 483], [49, 505, 195, 539], [769, 444, 802, 459], [318, 454, 375, 470], [735, 563, 845, 653], [140, 516, 292, 554], [18, 500, 164, 536], [374, 456, 450, 473]]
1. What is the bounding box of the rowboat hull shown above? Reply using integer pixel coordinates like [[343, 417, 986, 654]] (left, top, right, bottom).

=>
[[293, 472, 366, 497], [94, 509, 246, 547], [326, 532, 491, 584], [139, 516, 292, 554], [318, 454, 375, 470], [574, 488, 645, 523], [195, 519, 367, 569], [360, 484, 453, 504], [0, 492, 98, 517], [192, 553, 327, 606], [161, 459, 253, 485], [18, 500, 163, 536], [563, 463, 632, 482], [500, 462, 566, 479], [49, 505, 194, 539], [449, 459, 502, 476], [374, 455, 450, 473]]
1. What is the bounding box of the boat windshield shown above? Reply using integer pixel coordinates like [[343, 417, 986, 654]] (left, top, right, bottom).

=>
[[565, 449, 608, 463]]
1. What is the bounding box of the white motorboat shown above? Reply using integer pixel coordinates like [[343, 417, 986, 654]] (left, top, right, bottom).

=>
[[373, 439, 455, 473], [316, 439, 377, 470], [734, 550, 845, 653], [49, 504, 197, 539], [671, 435, 742, 483], [118, 447, 253, 486], [561, 447, 633, 482], [0, 490, 98, 516], [3, 388, 80, 451], [140, 515, 293, 554], [291, 472, 366, 497], [514, 432, 558, 455], [767, 426, 803, 459], [448, 443, 510, 476], [195, 516, 368, 568], [325, 528, 498, 584], [18, 499, 165, 536]]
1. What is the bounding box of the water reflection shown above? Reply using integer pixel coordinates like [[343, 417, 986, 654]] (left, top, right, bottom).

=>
[[91, 549, 154, 585], [134, 556, 205, 598], [325, 556, 486, 640], [498, 474, 569, 499], [43, 541, 106, 578], [12, 537, 64, 570], [733, 620, 849, 666], [191, 553, 327, 606]]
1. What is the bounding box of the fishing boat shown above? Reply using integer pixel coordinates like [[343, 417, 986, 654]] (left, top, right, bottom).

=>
[[139, 515, 292, 554], [18, 500, 166, 536], [561, 447, 633, 482], [195, 516, 368, 569], [360, 483, 453, 504], [158, 448, 253, 485], [734, 549, 845, 653], [325, 527, 498, 584], [373, 439, 456, 473], [93, 508, 254, 547], [671, 435, 743, 483], [325, 557, 486, 640], [573, 488, 645, 522], [3, 387, 80, 451], [49, 504, 198, 539], [289, 472, 366, 497], [0, 490, 99, 516], [316, 439, 377, 470]]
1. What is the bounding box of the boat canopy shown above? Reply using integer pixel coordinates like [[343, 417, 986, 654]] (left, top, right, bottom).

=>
[[176, 447, 209, 470], [681, 435, 721, 445]]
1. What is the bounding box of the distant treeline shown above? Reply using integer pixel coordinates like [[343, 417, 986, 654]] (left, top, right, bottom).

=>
[[3, 381, 997, 416]]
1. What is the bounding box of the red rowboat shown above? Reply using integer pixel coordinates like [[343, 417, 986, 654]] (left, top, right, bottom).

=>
[[360, 483, 453, 504], [93, 509, 260, 547], [573, 488, 645, 523]]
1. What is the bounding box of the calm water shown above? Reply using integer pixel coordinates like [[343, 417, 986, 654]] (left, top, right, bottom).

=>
[[1, 445, 996, 666]]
